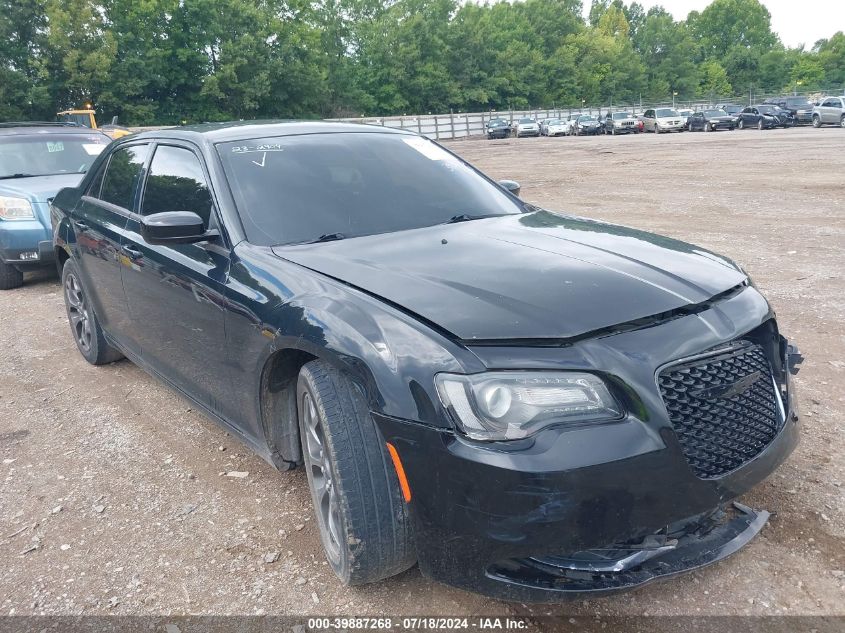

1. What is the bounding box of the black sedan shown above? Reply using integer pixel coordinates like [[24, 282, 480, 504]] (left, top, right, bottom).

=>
[[51, 122, 799, 602], [736, 106, 779, 130], [486, 118, 512, 139], [688, 109, 736, 131], [755, 104, 796, 127]]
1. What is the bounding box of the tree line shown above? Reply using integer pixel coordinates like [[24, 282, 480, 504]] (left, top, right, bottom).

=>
[[1, 0, 843, 125]]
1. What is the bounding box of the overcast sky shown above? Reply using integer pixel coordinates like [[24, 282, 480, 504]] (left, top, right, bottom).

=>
[[602, 0, 844, 49]]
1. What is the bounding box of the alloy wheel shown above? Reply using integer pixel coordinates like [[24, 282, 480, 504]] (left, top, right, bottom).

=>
[[840, 115, 845, 128], [301, 390, 343, 565], [65, 272, 92, 353]]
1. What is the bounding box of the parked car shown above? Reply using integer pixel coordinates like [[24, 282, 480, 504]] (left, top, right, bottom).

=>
[[687, 109, 736, 132], [51, 121, 799, 601], [677, 109, 694, 130], [640, 108, 685, 133], [736, 106, 779, 130], [0, 122, 110, 289], [574, 114, 602, 135], [812, 96, 845, 128], [563, 113, 582, 135], [755, 104, 795, 127], [765, 96, 815, 125], [715, 104, 743, 117], [486, 118, 512, 139], [542, 119, 569, 137], [603, 112, 639, 135], [515, 118, 540, 137]]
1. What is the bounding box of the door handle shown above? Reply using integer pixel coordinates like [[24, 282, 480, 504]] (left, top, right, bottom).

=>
[[121, 244, 143, 259], [75, 221, 89, 231]]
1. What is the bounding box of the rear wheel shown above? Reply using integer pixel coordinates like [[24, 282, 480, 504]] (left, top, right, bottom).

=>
[[840, 115, 845, 128], [0, 260, 24, 290], [61, 259, 123, 365], [297, 360, 415, 585]]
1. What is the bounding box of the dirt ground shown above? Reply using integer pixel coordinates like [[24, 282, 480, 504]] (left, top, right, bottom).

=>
[[1, 127, 843, 623]]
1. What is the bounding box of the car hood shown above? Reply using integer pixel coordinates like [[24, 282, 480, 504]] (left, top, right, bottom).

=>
[[272, 211, 747, 342], [0, 173, 84, 204]]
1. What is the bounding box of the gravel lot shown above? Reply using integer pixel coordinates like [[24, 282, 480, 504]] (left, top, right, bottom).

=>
[[0, 127, 843, 623]]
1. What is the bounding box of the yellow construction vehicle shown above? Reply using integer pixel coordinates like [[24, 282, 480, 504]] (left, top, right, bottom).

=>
[[56, 109, 132, 139]]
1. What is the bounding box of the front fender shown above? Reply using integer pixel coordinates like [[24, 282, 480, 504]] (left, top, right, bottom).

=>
[[223, 243, 485, 466], [257, 287, 482, 427]]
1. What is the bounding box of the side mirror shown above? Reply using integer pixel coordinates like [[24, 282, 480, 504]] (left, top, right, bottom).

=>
[[140, 211, 217, 245], [498, 180, 521, 197]]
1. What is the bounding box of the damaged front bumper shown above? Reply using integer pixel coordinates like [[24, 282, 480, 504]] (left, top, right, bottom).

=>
[[487, 502, 768, 596]]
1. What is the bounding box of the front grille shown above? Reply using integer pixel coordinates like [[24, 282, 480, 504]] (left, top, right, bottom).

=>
[[658, 342, 781, 479]]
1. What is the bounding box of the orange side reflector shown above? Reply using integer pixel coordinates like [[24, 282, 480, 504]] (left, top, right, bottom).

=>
[[386, 442, 412, 503]]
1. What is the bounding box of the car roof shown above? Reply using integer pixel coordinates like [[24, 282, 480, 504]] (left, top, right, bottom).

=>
[[130, 120, 412, 144], [0, 122, 107, 137]]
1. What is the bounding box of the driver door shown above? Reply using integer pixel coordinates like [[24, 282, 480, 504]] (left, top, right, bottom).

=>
[[120, 142, 234, 416]]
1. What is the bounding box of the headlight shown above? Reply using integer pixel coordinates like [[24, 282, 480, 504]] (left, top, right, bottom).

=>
[[435, 371, 622, 441], [0, 196, 35, 221]]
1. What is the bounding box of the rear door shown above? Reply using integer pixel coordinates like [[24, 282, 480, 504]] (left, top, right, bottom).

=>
[[120, 142, 233, 415], [72, 143, 150, 356]]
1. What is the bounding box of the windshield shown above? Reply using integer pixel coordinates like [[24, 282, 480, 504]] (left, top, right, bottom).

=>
[[786, 99, 812, 108], [655, 109, 679, 117], [0, 133, 109, 179], [547, 119, 561, 125], [57, 113, 93, 128], [704, 110, 728, 117], [722, 105, 741, 114], [757, 105, 776, 114], [518, 118, 534, 124], [217, 133, 523, 246], [578, 116, 596, 122], [612, 112, 632, 120]]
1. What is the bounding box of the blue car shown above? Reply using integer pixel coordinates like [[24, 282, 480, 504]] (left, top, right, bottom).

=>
[[0, 123, 111, 289]]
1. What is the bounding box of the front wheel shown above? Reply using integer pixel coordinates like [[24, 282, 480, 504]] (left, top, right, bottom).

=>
[[61, 258, 123, 365], [0, 259, 24, 290], [813, 115, 822, 128], [757, 119, 764, 130], [297, 360, 415, 585], [840, 115, 845, 128], [738, 119, 745, 130]]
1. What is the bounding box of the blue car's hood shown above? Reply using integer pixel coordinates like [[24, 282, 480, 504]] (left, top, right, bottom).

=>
[[0, 173, 84, 204]]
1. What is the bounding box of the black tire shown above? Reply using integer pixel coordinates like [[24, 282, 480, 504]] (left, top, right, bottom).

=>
[[813, 115, 821, 128], [757, 119, 764, 130], [0, 259, 24, 290], [297, 360, 415, 585], [61, 258, 124, 365], [840, 115, 845, 128], [738, 119, 745, 130]]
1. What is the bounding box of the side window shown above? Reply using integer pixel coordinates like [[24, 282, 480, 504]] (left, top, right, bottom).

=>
[[100, 145, 149, 210], [86, 160, 108, 198], [141, 145, 214, 228]]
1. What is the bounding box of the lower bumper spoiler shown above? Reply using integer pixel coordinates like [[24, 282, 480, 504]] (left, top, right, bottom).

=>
[[483, 502, 768, 601]]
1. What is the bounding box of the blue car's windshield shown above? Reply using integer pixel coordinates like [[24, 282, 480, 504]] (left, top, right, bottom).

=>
[[0, 133, 109, 179], [217, 133, 523, 246]]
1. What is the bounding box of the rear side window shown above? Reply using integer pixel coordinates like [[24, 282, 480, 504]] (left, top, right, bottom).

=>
[[100, 145, 148, 210], [140, 145, 213, 228]]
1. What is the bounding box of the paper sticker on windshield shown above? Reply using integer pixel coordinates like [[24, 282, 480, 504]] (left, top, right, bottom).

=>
[[82, 144, 106, 156], [47, 142, 64, 153], [402, 137, 455, 161], [231, 143, 285, 154]]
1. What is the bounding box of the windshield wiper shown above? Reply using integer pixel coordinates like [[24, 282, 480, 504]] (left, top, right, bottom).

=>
[[307, 232, 346, 244], [443, 213, 501, 224], [0, 173, 40, 180]]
